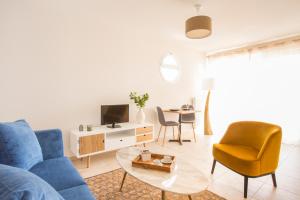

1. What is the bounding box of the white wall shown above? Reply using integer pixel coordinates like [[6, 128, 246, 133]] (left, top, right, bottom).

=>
[[0, 0, 205, 156]]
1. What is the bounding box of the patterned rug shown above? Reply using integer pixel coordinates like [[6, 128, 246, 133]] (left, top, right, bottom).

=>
[[85, 169, 225, 200]]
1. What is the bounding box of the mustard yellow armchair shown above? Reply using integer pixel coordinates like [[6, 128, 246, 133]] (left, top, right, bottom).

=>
[[211, 121, 282, 198]]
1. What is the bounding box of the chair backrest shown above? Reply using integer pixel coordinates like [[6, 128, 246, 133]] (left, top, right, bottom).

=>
[[156, 107, 166, 125], [180, 105, 195, 122], [220, 121, 282, 151]]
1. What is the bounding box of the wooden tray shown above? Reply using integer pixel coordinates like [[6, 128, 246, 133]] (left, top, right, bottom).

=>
[[132, 153, 175, 173]]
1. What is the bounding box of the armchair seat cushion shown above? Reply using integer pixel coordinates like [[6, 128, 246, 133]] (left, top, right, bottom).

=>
[[30, 157, 85, 191], [213, 144, 261, 176]]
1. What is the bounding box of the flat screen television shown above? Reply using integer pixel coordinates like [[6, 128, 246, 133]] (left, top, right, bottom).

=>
[[101, 104, 129, 127]]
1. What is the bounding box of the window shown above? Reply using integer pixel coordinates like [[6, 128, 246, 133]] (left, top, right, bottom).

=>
[[207, 38, 300, 144]]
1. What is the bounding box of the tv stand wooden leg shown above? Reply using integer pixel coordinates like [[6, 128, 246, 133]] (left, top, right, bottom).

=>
[[86, 156, 91, 168], [162, 190, 166, 200]]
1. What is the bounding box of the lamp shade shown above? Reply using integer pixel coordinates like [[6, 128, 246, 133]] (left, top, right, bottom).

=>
[[202, 78, 215, 90], [185, 15, 212, 39]]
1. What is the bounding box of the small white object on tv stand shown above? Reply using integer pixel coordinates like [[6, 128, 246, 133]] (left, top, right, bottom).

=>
[[70, 122, 154, 168]]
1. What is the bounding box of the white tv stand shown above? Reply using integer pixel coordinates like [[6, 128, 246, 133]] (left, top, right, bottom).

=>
[[70, 122, 154, 167]]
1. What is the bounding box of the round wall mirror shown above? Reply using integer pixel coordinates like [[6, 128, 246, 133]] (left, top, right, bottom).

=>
[[160, 53, 180, 82]]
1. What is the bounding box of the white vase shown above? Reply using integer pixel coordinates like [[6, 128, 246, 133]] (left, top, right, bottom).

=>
[[136, 108, 146, 124]]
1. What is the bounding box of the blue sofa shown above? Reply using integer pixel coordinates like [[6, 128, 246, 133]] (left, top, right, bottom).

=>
[[31, 129, 95, 200], [0, 121, 95, 200]]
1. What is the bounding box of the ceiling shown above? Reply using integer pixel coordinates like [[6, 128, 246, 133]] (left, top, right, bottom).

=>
[[2, 0, 299, 54], [171, 0, 300, 53], [98, 0, 300, 53]]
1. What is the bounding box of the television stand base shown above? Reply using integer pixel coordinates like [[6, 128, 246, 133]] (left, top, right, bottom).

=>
[[107, 125, 121, 128]]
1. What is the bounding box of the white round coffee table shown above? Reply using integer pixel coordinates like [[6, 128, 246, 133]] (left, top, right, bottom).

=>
[[116, 147, 209, 200]]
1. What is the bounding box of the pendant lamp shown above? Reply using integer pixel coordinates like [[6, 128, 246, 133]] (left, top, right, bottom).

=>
[[185, 3, 212, 39]]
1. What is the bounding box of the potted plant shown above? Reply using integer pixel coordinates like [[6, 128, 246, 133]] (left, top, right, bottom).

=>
[[129, 92, 149, 124]]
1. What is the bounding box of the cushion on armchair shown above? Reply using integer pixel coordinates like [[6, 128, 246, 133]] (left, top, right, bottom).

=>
[[213, 144, 261, 176], [0, 164, 64, 200], [0, 120, 43, 170]]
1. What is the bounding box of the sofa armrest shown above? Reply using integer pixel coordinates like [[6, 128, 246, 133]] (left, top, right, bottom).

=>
[[35, 129, 64, 160]]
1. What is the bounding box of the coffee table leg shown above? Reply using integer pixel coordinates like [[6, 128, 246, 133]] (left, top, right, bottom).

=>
[[162, 190, 166, 200], [188, 195, 192, 200], [119, 172, 127, 191]]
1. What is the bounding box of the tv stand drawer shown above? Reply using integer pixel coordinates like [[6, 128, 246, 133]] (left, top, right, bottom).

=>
[[105, 136, 135, 151], [136, 133, 153, 142], [136, 126, 153, 135]]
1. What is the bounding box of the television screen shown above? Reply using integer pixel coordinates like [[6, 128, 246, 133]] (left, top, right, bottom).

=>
[[101, 104, 129, 125]]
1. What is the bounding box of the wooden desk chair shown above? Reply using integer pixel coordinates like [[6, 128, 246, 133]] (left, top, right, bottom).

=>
[[180, 105, 196, 142], [156, 107, 179, 146]]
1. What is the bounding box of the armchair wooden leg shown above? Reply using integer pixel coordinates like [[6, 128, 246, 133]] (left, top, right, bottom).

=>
[[244, 176, 248, 198], [156, 125, 162, 142], [272, 173, 277, 187], [211, 160, 216, 174], [162, 126, 167, 146]]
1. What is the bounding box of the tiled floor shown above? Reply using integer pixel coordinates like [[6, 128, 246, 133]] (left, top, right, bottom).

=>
[[73, 131, 300, 200]]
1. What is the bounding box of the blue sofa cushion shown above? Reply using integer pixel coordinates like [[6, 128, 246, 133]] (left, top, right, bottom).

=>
[[59, 185, 95, 200], [0, 120, 43, 170], [30, 157, 86, 191], [35, 129, 64, 160], [0, 164, 64, 200]]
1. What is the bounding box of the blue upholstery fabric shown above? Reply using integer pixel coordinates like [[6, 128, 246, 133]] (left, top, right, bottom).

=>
[[35, 129, 64, 160], [30, 157, 86, 191], [0, 164, 64, 200], [59, 185, 95, 200], [0, 120, 43, 170]]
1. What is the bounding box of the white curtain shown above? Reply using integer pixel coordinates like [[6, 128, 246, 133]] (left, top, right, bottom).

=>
[[206, 39, 300, 144]]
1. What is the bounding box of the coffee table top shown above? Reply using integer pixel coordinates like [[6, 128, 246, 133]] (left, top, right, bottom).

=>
[[116, 147, 209, 195]]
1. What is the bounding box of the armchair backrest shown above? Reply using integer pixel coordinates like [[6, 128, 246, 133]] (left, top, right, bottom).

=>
[[220, 121, 282, 152]]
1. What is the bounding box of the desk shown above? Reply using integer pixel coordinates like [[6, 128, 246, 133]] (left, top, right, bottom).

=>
[[163, 109, 200, 145]]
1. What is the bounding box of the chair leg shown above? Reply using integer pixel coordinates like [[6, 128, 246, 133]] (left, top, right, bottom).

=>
[[244, 176, 248, 198], [192, 123, 196, 142], [172, 126, 175, 139], [156, 125, 162, 142], [272, 173, 277, 187], [177, 125, 182, 144], [162, 126, 167, 146], [211, 160, 216, 174]]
